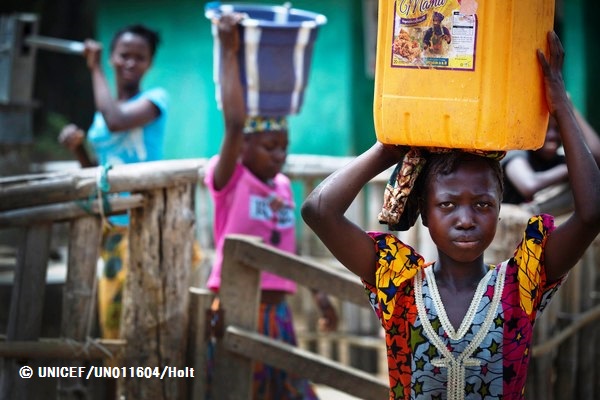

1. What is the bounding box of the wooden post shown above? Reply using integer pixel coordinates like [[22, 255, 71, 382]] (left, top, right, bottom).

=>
[[556, 260, 582, 399], [57, 215, 102, 400], [118, 184, 195, 400], [576, 247, 597, 399], [188, 287, 214, 400], [593, 241, 600, 400], [0, 223, 51, 400], [211, 235, 262, 400], [529, 297, 557, 400]]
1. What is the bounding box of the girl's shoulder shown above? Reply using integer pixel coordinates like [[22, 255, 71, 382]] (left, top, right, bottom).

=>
[[138, 87, 169, 111], [520, 214, 556, 245], [367, 231, 426, 281], [140, 87, 167, 98], [273, 171, 292, 189], [363, 232, 425, 324], [204, 156, 245, 193], [367, 231, 422, 254], [504, 213, 555, 272]]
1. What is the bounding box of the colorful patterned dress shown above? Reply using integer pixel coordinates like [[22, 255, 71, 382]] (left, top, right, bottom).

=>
[[364, 214, 564, 400]]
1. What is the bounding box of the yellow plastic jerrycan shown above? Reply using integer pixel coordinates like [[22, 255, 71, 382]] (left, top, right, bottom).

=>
[[373, 0, 555, 150]]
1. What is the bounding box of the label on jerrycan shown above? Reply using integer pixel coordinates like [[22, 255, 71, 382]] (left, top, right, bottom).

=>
[[390, 0, 476, 70]]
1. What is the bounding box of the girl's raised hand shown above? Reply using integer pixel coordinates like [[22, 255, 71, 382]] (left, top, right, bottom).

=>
[[83, 39, 102, 70], [58, 124, 85, 151], [537, 31, 569, 116], [216, 13, 245, 53]]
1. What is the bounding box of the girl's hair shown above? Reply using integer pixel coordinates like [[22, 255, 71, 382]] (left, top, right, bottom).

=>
[[417, 151, 504, 202], [110, 24, 161, 57]]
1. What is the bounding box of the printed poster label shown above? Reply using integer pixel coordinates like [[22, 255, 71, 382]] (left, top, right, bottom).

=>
[[391, 0, 477, 70]]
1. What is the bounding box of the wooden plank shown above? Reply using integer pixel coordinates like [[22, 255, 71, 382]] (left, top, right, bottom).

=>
[[586, 241, 600, 399], [0, 155, 391, 212], [5, 224, 51, 339], [283, 154, 356, 179], [119, 188, 164, 399], [119, 185, 195, 400], [0, 169, 97, 211], [61, 215, 101, 340], [189, 287, 214, 400], [295, 331, 385, 349], [0, 223, 51, 400], [58, 216, 102, 399], [0, 338, 125, 359], [531, 284, 560, 400], [211, 235, 261, 400], [158, 184, 195, 399], [532, 303, 600, 357], [0, 158, 206, 211], [284, 154, 392, 182], [227, 234, 366, 306], [0, 194, 144, 227], [593, 241, 600, 399], [576, 248, 596, 399], [224, 326, 390, 400], [211, 235, 383, 399], [556, 261, 582, 399]]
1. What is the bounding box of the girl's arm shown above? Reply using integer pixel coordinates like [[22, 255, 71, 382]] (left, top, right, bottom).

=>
[[504, 155, 568, 201], [212, 13, 247, 191], [538, 32, 600, 282], [86, 40, 160, 133], [301, 143, 405, 285]]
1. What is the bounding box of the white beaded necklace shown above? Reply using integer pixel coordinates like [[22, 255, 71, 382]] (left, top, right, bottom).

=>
[[414, 261, 507, 400], [426, 264, 494, 340]]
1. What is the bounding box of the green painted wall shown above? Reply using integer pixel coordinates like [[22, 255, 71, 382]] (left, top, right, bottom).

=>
[[582, 0, 600, 130], [562, 0, 586, 114], [97, 0, 376, 160], [559, 1, 600, 130]]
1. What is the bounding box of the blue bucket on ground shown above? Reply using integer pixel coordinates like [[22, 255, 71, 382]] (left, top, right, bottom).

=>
[[205, 2, 327, 116]]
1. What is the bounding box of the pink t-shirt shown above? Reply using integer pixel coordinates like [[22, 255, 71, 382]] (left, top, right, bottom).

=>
[[204, 156, 297, 293]]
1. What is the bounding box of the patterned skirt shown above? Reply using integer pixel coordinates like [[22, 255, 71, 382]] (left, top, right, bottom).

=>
[[206, 299, 319, 400], [98, 224, 128, 340]]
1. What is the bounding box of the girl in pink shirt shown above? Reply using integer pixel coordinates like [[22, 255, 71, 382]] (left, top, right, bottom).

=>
[[204, 14, 338, 400]]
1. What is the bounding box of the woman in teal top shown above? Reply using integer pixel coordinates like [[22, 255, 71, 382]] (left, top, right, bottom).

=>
[[59, 24, 166, 170], [58, 24, 167, 346]]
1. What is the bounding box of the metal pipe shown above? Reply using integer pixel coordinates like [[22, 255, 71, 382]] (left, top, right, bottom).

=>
[[24, 35, 85, 55]]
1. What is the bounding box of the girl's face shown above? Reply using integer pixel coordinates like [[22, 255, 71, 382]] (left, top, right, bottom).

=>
[[110, 32, 153, 89], [242, 130, 289, 182], [422, 159, 501, 263]]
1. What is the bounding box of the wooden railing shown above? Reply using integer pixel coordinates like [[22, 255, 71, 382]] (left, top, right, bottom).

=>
[[0, 159, 204, 400], [1, 156, 599, 400], [0, 156, 391, 400], [197, 234, 389, 400]]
